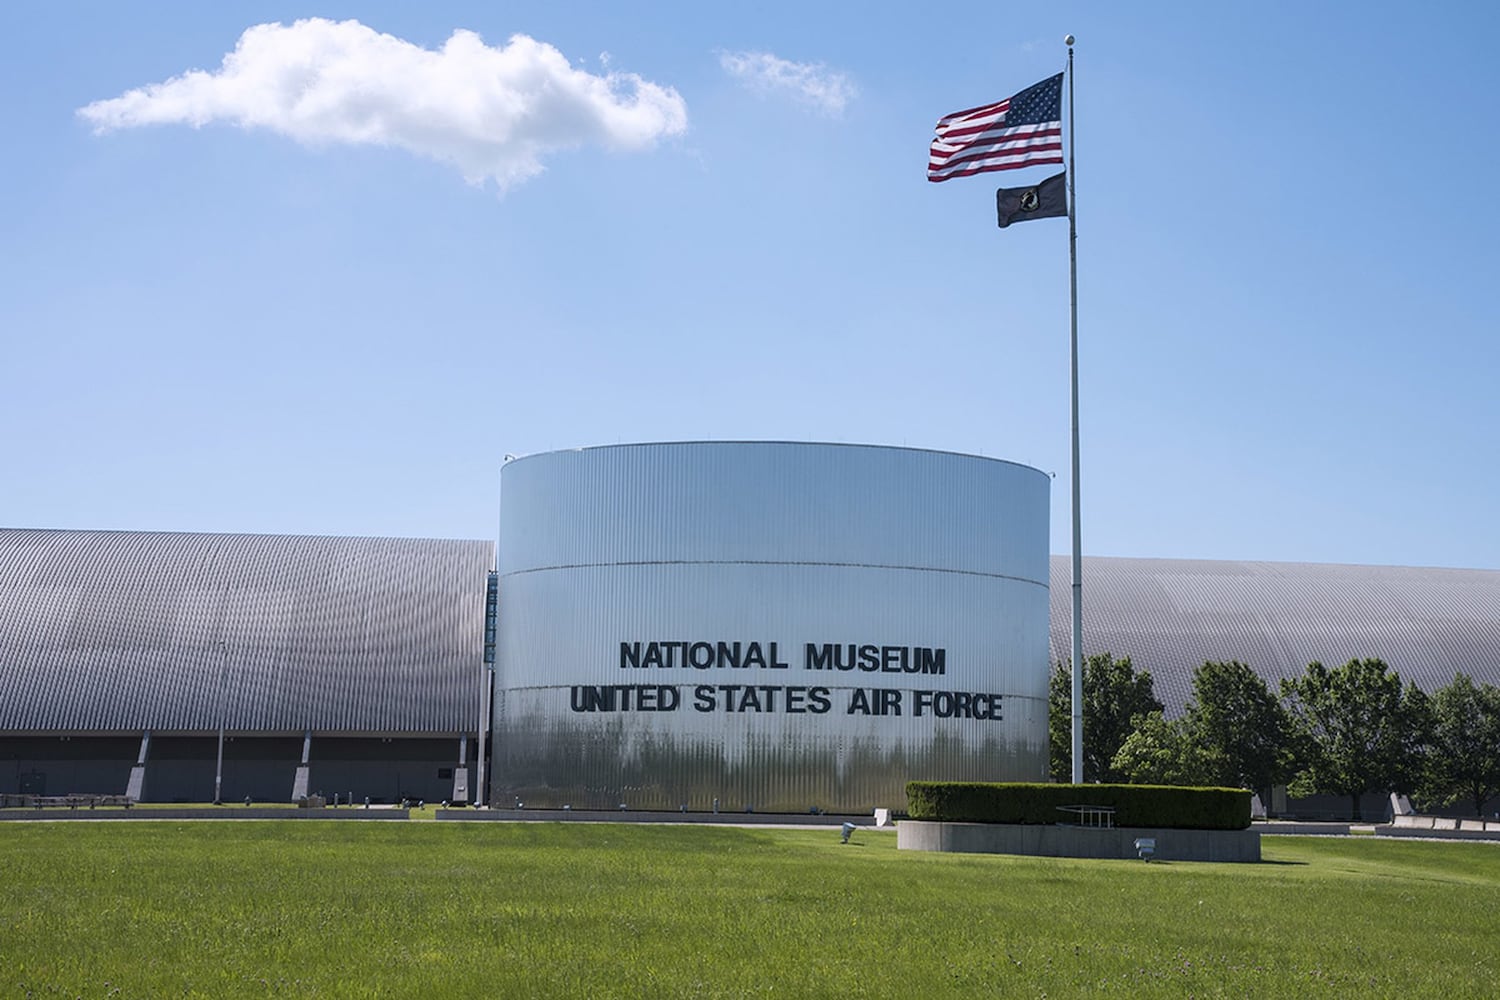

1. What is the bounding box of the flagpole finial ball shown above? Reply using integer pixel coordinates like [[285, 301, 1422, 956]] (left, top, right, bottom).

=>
[[1064, 34, 1075, 46]]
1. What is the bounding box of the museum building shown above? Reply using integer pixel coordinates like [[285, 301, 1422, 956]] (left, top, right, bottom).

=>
[[3, 441, 1499, 814]]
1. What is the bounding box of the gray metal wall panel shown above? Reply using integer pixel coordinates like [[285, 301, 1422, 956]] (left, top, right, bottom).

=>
[[1048, 556, 1500, 716], [501, 442, 1049, 582], [0, 529, 492, 733], [495, 442, 1052, 812]]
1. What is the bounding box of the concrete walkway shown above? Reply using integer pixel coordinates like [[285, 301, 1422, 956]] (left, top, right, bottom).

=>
[[0, 806, 409, 821], [434, 807, 882, 827]]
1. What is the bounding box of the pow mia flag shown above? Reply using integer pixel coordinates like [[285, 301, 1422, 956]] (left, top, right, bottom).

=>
[[996, 171, 1067, 228]]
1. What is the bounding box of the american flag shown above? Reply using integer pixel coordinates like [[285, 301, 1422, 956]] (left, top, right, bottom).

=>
[[928, 73, 1064, 182]]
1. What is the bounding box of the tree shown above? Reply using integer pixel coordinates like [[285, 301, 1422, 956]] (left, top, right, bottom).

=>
[[1280, 658, 1430, 820], [1184, 660, 1295, 802], [1048, 652, 1163, 783], [1111, 711, 1207, 786], [1424, 673, 1500, 817]]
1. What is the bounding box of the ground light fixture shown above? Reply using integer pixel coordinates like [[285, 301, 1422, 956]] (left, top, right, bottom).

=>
[[841, 823, 857, 844]]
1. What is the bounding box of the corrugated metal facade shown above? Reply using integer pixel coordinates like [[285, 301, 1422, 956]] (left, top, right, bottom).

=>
[[493, 443, 1053, 813], [1047, 556, 1500, 715], [8, 512, 1499, 799], [0, 529, 492, 734]]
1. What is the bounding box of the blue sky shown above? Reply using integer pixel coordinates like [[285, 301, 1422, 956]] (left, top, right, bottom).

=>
[[4, 2, 1497, 570]]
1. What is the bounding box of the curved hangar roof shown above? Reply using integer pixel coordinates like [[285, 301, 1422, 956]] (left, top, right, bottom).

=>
[[0, 528, 492, 734], [6, 528, 1498, 735], [1048, 555, 1500, 715]]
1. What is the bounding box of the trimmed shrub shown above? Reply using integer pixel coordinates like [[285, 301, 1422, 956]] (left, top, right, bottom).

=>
[[905, 781, 1251, 830]]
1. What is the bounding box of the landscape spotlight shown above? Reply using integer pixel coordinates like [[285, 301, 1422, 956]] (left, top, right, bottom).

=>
[[841, 822, 856, 844]]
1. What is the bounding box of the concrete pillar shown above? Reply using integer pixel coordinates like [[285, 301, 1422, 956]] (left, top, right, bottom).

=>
[[125, 731, 151, 802], [290, 730, 312, 801], [452, 734, 470, 804]]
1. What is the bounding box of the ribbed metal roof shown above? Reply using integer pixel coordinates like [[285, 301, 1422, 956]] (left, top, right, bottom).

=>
[[1048, 556, 1500, 715], [7, 531, 1497, 735], [0, 529, 492, 734]]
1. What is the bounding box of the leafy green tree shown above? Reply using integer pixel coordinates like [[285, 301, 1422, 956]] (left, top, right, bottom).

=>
[[1048, 653, 1163, 783], [1424, 673, 1500, 816], [1280, 658, 1430, 820], [1184, 660, 1296, 801], [1111, 711, 1207, 786]]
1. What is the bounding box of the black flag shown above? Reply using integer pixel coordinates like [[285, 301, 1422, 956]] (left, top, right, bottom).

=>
[[996, 171, 1067, 228]]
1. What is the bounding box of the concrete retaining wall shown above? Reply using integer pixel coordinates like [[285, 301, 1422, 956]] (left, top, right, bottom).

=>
[[1374, 814, 1500, 841], [1255, 822, 1351, 836], [1388, 813, 1500, 832], [898, 821, 1260, 862], [1376, 823, 1500, 841]]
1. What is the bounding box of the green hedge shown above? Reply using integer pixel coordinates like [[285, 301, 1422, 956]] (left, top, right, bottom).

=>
[[905, 782, 1251, 830]]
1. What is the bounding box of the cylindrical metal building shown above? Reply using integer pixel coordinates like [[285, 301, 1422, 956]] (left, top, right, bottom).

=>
[[492, 442, 1050, 813]]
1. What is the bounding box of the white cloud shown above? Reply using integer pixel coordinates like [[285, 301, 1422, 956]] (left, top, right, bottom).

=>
[[717, 50, 856, 116], [78, 18, 688, 189]]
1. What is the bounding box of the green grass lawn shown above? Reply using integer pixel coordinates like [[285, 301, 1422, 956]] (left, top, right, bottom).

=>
[[3, 822, 1497, 997]]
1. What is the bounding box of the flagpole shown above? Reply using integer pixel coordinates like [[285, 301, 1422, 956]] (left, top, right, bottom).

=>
[[1065, 35, 1085, 785]]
